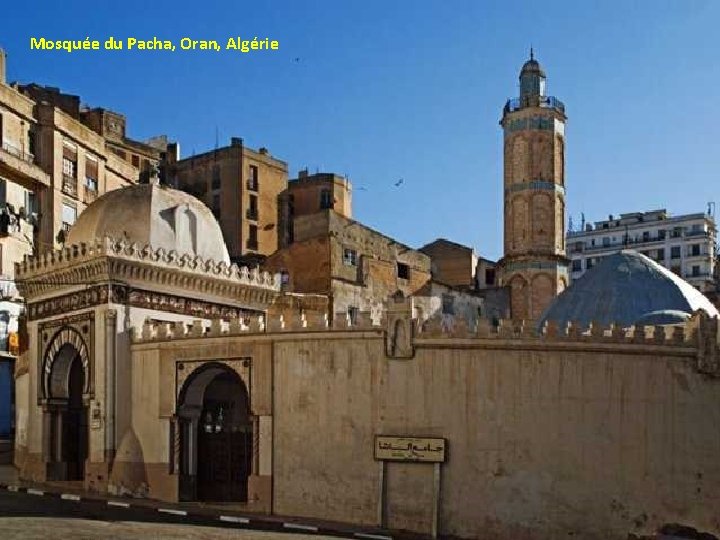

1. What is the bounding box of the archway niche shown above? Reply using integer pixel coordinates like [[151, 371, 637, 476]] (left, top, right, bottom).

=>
[[176, 363, 252, 502]]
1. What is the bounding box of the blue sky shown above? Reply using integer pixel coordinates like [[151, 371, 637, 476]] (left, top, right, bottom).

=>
[[3, 1, 718, 260]]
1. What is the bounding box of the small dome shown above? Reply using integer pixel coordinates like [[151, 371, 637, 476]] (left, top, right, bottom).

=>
[[539, 250, 719, 328], [66, 183, 230, 264], [520, 58, 546, 77]]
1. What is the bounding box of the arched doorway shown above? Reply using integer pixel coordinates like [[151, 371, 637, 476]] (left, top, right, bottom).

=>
[[46, 342, 89, 481], [177, 363, 252, 502]]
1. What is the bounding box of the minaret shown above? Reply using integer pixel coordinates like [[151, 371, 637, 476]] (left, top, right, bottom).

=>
[[497, 50, 569, 321]]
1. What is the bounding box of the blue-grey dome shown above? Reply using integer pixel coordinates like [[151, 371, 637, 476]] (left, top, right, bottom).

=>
[[539, 250, 719, 329]]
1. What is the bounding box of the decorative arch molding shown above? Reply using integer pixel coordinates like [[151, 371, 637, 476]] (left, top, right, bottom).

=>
[[41, 325, 91, 403], [38, 312, 95, 405]]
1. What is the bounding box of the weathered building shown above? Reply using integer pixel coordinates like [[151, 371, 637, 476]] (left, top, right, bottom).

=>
[[171, 138, 288, 263], [265, 209, 431, 321], [497, 51, 569, 321], [278, 170, 352, 248], [13, 182, 281, 495]]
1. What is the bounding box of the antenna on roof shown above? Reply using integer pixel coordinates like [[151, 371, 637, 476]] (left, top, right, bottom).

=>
[[708, 201, 716, 218], [214, 126, 219, 151]]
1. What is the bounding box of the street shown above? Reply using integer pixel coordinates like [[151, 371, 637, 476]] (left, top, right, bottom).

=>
[[0, 489, 339, 539]]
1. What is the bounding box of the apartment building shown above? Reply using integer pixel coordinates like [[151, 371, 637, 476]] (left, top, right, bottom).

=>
[[0, 48, 175, 456], [171, 137, 288, 264], [566, 209, 717, 292]]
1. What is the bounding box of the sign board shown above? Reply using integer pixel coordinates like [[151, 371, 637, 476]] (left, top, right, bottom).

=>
[[374, 436, 446, 463]]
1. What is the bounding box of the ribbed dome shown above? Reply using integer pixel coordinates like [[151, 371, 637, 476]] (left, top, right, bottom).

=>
[[66, 183, 230, 264], [539, 250, 719, 328]]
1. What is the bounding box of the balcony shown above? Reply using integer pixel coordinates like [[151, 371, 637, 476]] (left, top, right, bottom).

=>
[[685, 272, 712, 279], [246, 208, 258, 221], [686, 230, 711, 238], [246, 178, 258, 191], [62, 175, 78, 197], [0, 141, 50, 187], [504, 95, 565, 114]]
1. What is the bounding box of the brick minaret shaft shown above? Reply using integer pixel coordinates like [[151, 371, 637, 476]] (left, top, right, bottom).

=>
[[498, 51, 569, 321]]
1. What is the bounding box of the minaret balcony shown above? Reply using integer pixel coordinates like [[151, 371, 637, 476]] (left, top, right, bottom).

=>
[[504, 95, 565, 114]]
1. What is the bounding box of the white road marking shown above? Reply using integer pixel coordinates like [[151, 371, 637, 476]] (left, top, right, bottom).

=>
[[354, 534, 393, 540], [61, 493, 81, 501], [107, 501, 130, 508], [158, 508, 187, 516], [27, 489, 44, 496], [283, 523, 319, 531], [219, 515, 250, 524]]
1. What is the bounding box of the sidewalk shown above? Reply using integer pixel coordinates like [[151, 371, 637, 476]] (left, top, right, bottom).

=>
[[0, 464, 419, 540]]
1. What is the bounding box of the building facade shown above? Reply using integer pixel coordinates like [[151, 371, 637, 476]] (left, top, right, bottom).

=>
[[171, 138, 288, 263], [0, 48, 177, 461], [265, 209, 432, 322], [277, 170, 352, 248], [497, 52, 568, 321], [567, 208, 717, 292]]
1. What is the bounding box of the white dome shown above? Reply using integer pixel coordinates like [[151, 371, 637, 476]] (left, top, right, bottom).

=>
[[66, 183, 230, 264]]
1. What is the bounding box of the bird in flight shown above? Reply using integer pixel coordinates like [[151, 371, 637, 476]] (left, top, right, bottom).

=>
[[394, 178, 404, 187], [293, 57, 301, 63]]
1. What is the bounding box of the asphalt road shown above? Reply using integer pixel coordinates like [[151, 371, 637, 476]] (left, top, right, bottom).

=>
[[0, 489, 337, 539]]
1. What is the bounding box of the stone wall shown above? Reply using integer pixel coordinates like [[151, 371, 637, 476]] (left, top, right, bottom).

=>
[[130, 312, 720, 539]]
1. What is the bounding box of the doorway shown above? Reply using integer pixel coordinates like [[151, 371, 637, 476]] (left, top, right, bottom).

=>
[[47, 343, 88, 481], [178, 364, 252, 502]]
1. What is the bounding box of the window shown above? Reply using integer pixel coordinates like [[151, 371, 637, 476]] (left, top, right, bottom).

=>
[[571, 259, 582, 272], [671, 246, 681, 259], [586, 258, 594, 270], [485, 268, 495, 285], [590, 239, 595, 247], [690, 244, 701, 256], [211, 165, 221, 190], [85, 156, 98, 192], [442, 294, 455, 315], [642, 231, 649, 242], [61, 202, 77, 232], [131, 155, 140, 167], [692, 265, 700, 277], [347, 306, 359, 325], [287, 194, 295, 216], [248, 165, 258, 190], [671, 227, 683, 238], [397, 262, 410, 280], [27, 127, 36, 158], [62, 143, 78, 196], [602, 237, 610, 247], [320, 189, 333, 209], [0, 179, 6, 206], [343, 248, 357, 266], [62, 157, 76, 177], [25, 190, 38, 217], [212, 194, 221, 218], [658, 229, 666, 240], [247, 224, 258, 249], [656, 248, 665, 261], [247, 194, 258, 220]]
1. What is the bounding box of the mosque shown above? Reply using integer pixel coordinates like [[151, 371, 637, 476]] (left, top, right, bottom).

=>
[[10, 53, 720, 540]]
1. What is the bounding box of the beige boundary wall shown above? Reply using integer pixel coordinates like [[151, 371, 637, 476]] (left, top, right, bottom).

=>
[[127, 309, 720, 540]]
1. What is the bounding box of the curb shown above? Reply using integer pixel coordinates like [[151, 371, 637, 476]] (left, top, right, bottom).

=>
[[0, 482, 397, 539]]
